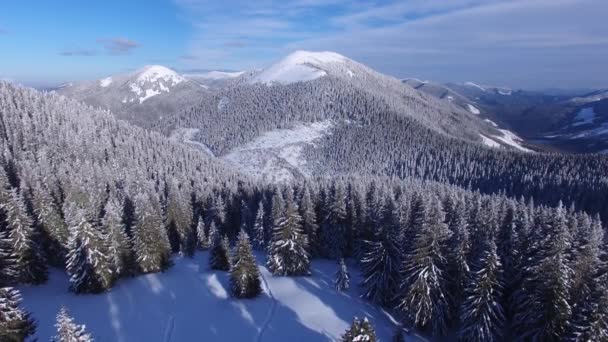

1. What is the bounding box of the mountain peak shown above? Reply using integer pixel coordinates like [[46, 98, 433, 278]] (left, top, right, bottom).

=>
[[135, 65, 185, 85], [251, 50, 352, 85]]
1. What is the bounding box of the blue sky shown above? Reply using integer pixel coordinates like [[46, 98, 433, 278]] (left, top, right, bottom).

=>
[[1, 0, 607, 89]]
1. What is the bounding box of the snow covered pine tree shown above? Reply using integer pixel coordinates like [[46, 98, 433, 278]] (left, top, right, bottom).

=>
[[230, 230, 262, 298], [341, 317, 377, 342], [335, 258, 350, 291], [0, 287, 36, 342], [54, 306, 93, 342]]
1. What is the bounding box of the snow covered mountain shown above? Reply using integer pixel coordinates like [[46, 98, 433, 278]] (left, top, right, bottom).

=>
[[56, 65, 206, 127], [184, 70, 246, 89]]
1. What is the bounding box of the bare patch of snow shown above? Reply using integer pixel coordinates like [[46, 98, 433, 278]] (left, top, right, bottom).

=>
[[187, 71, 245, 80], [251, 51, 347, 85], [99, 77, 113, 87], [493, 129, 534, 152], [480, 134, 501, 148], [223, 120, 333, 182], [139, 88, 161, 103], [484, 119, 498, 127], [217, 97, 229, 111], [467, 104, 481, 115], [464, 82, 486, 91], [571, 107, 596, 127], [498, 89, 512, 95]]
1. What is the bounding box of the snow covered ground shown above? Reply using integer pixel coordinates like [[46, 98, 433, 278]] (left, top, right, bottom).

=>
[[479, 134, 501, 148], [251, 51, 346, 85], [19, 252, 412, 341], [466, 104, 481, 115], [571, 107, 596, 126], [169, 128, 215, 157], [223, 121, 334, 182]]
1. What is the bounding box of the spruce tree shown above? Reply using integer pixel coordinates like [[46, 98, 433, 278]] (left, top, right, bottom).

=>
[[267, 190, 310, 276], [54, 306, 93, 342], [66, 212, 114, 293], [299, 186, 319, 256], [133, 194, 172, 274], [445, 195, 469, 314], [335, 258, 350, 291], [103, 198, 133, 277], [209, 233, 230, 271], [165, 180, 194, 256], [360, 195, 401, 306], [513, 203, 572, 341], [458, 240, 505, 342], [31, 181, 68, 267], [195, 216, 209, 250], [6, 189, 48, 284], [230, 230, 262, 298], [0, 224, 16, 287], [397, 195, 450, 337], [252, 202, 265, 250], [341, 317, 377, 342], [321, 183, 347, 259], [0, 287, 36, 342]]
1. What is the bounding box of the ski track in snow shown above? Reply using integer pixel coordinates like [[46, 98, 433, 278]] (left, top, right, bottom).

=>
[[256, 267, 278, 342], [163, 315, 175, 342]]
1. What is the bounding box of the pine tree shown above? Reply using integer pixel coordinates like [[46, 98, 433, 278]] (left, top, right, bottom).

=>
[[321, 183, 347, 259], [6, 189, 48, 284], [102, 198, 133, 277], [0, 287, 36, 342], [341, 317, 377, 342], [0, 223, 16, 287], [195, 216, 209, 250], [133, 194, 172, 274], [445, 195, 469, 314], [252, 202, 265, 250], [54, 306, 93, 342], [299, 186, 319, 256], [360, 196, 401, 306], [397, 195, 451, 337], [335, 258, 350, 291], [66, 212, 114, 293], [165, 180, 194, 256], [230, 230, 262, 298], [513, 203, 572, 341], [267, 190, 310, 276], [31, 181, 68, 267], [209, 233, 230, 271], [458, 240, 505, 342]]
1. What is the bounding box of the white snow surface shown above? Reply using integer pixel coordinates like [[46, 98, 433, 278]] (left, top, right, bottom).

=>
[[493, 129, 533, 152], [484, 119, 498, 127], [19, 252, 413, 342], [571, 107, 596, 126], [467, 104, 481, 115], [223, 120, 333, 182], [464, 82, 486, 91], [187, 71, 245, 80], [251, 51, 347, 85], [99, 77, 113, 88], [480, 134, 501, 148], [136, 65, 185, 86]]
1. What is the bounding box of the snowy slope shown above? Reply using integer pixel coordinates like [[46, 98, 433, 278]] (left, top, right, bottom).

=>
[[223, 121, 334, 182], [186, 71, 245, 80], [19, 252, 412, 341], [250, 51, 348, 85]]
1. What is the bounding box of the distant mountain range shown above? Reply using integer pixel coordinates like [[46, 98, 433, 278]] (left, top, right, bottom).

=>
[[403, 79, 608, 154]]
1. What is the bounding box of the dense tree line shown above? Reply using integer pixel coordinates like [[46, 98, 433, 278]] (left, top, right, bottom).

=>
[[1, 82, 607, 340]]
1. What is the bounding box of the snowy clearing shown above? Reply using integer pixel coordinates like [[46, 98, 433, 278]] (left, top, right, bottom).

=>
[[484, 119, 498, 127], [467, 104, 481, 115], [223, 120, 333, 182], [19, 252, 411, 342], [251, 51, 346, 85], [187, 71, 245, 80], [480, 134, 501, 148], [571, 107, 596, 126], [169, 128, 215, 157], [493, 129, 533, 152], [464, 82, 486, 91]]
